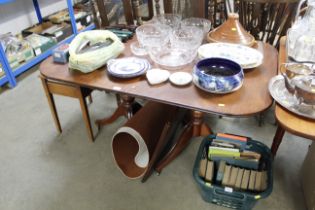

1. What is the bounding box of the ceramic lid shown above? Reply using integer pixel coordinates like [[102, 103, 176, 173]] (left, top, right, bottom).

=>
[[207, 13, 255, 47]]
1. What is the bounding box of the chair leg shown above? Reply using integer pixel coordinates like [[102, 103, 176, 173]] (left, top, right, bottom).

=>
[[78, 89, 94, 142], [40, 76, 62, 133], [271, 125, 285, 157], [87, 95, 93, 104]]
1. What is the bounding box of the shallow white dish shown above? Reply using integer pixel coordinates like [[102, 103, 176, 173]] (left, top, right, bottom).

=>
[[107, 57, 151, 78], [197, 43, 263, 69], [169, 72, 192, 86]]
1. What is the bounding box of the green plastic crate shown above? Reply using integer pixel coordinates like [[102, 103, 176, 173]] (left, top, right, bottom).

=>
[[193, 134, 273, 210]]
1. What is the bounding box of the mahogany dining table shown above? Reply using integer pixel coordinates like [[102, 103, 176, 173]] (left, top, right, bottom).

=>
[[39, 36, 278, 173]]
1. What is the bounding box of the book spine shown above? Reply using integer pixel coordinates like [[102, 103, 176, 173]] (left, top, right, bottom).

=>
[[217, 133, 248, 142]]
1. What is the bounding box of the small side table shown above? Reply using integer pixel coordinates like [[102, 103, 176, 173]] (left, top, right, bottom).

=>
[[271, 37, 315, 156], [40, 74, 95, 142]]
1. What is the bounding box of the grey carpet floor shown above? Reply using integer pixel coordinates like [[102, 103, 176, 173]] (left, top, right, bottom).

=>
[[0, 68, 311, 210]]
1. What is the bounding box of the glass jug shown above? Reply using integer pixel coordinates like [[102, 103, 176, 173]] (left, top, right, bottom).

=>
[[287, 0, 315, 63]]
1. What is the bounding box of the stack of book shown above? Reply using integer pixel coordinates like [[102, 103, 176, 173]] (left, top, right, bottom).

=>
[[198, 133, 268, 192], [219, 161, 267, 191], [209, 133, 261, 170]]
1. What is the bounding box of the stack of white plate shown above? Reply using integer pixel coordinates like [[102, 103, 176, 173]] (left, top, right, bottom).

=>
[[107, 57, 151, 78], [197, 43, 264, 69]]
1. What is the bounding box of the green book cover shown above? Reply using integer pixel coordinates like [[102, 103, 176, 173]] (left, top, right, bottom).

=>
[[208, 146, 240, 158]]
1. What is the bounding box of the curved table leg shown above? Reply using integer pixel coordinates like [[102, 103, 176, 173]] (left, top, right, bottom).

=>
[[271, 125, 285, 157], [192, 111, 213, 136], [95, 95, 134, 128], [121, 95, 134, 119], [155, 110, 212, 173]]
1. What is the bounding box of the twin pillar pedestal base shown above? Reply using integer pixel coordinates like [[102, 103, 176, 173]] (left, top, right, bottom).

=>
[[95, 95, 212, 175]]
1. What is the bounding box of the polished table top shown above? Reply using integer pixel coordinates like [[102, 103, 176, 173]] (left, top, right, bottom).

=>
[[40, 37, 278, 117], [276, 37, 315, 140]]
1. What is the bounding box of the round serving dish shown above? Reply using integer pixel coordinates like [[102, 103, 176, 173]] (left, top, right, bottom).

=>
[[107, 57, 151, 78], [197, 43, 263, 69], [148, 46, 196, 70], [192, 58, 244, 94], [269, 75, 315, 120]]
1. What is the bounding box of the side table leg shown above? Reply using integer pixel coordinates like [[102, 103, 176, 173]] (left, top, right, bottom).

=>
[[155, 110, 212, 173], [271, 125, 285, 157], [78, 88, 94, 142], [95, 95, 135, 128], [40, 76, 62, 133]]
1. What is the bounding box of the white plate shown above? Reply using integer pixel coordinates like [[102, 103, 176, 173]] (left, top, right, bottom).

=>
[[107, 57, 151, 78], [108, 57, 148, 75], [197, 43, 263, 69], [169, 72, 192, 86]]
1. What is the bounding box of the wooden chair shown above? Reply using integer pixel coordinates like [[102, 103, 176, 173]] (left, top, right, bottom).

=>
[[162, 0, 210, 18], [237, 0, 299, 47], [158, 0, 226, 28], [184, 0, 299, 47], [227, 0, 299, 47]]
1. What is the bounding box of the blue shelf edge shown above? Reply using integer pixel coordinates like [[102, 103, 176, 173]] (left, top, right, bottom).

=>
[[0, 74, 9, 86], [82, 24, 96, 32]]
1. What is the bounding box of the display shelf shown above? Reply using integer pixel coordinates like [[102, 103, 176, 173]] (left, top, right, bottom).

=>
[[0, 42, 16, 87], [12, 23, 95, 77], [0, 0, 95, 88], [12, 34, 75, 77]]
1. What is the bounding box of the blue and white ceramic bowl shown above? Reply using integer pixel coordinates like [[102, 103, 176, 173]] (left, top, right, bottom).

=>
[[192, 58, 244, 94]]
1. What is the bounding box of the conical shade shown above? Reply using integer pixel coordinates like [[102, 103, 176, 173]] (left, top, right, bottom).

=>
[[207, 13, 255, 46]]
